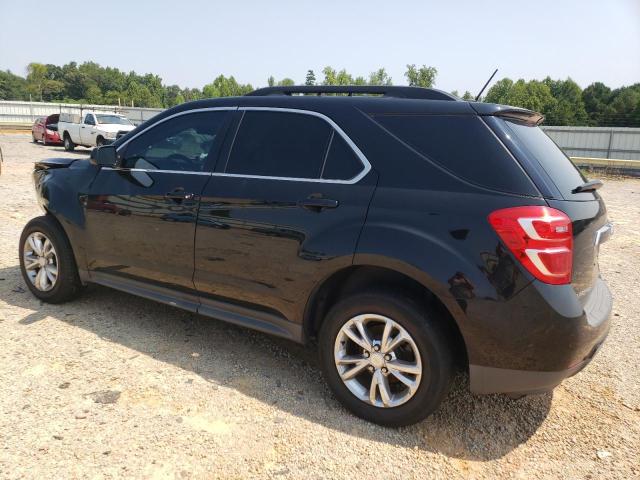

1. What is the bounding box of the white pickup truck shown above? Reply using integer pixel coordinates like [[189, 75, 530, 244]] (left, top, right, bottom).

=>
[[58, 112, 136, 151]]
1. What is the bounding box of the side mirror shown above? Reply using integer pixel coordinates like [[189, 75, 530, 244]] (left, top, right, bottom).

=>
[[91, 145, 118, 167]]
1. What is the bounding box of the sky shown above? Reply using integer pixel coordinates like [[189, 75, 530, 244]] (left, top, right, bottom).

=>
[[0, 0, 639, 94]]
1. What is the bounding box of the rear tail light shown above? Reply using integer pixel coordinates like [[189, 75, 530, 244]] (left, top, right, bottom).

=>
[[488, 206, 573, 285]]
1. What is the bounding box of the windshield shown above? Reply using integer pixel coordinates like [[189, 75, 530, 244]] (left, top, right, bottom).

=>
[[96, 115, 133, 126]]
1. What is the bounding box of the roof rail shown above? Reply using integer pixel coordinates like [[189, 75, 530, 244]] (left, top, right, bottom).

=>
[[246, 85, 458, 101]]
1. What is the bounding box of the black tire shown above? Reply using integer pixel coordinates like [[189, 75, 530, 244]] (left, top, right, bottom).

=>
[[319, 291, 454, 427], [32, 133, 38, 143], [96, 136, 104, 147], [63, 134, 75, 152], [19, 215, 83, 304]]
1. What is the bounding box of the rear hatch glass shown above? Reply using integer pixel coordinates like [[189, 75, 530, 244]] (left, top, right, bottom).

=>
[[500, 120, 592, 201]]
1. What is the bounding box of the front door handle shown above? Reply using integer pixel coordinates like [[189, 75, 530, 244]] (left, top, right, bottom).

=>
[[298, 197, 339, 211], [165, 188, 198, 202]]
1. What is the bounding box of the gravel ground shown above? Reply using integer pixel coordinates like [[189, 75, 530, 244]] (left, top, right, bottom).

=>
[[0, 134, 638, 479]]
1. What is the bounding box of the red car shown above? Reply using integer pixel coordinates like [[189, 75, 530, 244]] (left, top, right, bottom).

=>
[[32, 114, 63, 146]]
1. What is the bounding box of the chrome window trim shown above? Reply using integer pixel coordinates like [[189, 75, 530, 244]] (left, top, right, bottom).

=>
[[113, 105, 372, 185], [115, 106, 238, 153], [230, 107, 371, 184]]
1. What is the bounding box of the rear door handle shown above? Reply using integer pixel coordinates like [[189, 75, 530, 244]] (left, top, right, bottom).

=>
[[298, 197, 339, 211]]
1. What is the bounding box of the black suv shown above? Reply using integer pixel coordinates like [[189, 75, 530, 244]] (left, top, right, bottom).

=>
[[20, 86, 613, 426]]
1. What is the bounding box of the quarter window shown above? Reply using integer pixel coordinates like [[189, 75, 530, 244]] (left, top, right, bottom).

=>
[[321, 132, 363, 180], [226, 111, 332, 179], [121, 111, 230, 171], [84, 114, 95, 125]]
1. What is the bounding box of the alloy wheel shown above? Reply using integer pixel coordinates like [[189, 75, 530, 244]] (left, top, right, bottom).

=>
[[334, 313, 422, 408], [23, 231, 59, 292]]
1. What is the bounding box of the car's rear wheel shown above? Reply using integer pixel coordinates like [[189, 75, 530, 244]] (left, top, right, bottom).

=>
[[19, 216, 83, 304], [96, 136, 104, 147], [63, 134, 75, 152], [319, 291, 453, 427]]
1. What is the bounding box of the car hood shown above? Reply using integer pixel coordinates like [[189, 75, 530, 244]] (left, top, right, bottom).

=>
[[97, 124, 136, 133]]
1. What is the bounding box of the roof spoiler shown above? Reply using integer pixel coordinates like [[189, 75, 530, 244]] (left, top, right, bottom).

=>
[[470, 103, 544, 126]]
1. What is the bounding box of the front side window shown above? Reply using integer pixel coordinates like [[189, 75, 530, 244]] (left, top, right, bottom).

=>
[[121, 111, 229, 172], [226, 111, 332, 179]]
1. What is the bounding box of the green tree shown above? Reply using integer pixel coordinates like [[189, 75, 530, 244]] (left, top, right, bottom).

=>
[[0, 70, 28, 100], [203, 75, 253, 97], [368, 68, 392, 86], [462, 91, 474, 101], [582, 82, 612, 126], [543, 77, 588, 125], [484, 78, 514, 104], [267, 76, 275, 87], [305, 70, 316, 86], [277, 78, 295, 86], [322, 66, 354, 86], [404, 64, 437, 88], [608, 85, 640, 127]]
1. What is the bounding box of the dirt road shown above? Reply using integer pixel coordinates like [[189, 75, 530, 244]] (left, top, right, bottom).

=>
[[0, 134, 638, 479]]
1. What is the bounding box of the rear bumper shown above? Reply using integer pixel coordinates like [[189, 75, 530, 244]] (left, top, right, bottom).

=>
[[468, 276, 612, 395], [469, 338, 605, 395]]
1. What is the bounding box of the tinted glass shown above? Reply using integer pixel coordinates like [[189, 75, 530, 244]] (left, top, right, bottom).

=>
[[226, 111, 331, 178], [373, 114, 537, 195], [122, 111, 229, 171], [503, 120, 586, 197], [322, 133, 363, 180]]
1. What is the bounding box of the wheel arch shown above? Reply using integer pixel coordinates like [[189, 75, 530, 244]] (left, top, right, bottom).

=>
[[303, 264, 469, 368]]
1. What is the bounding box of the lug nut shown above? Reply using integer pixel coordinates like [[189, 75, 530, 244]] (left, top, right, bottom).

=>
[[363, 351, 370, 358], [368, 365, 375, 372], [373, 344, 381, 352], [384, 354, 392, 361], [381, 367, 388, 374]]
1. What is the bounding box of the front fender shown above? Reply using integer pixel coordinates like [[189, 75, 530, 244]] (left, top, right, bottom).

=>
[[34, 160, 98, 271]]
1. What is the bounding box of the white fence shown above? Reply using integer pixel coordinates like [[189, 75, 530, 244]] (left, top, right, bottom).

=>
[[1, 100, 640, 161], [0, 100, 163, 126], [541, 126, 640, 161]]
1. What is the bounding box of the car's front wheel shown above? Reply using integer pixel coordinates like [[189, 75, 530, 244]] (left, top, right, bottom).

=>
[[19, 216, 83, 303], [63, 134, 75, 152], [319, 292, 454, 427]]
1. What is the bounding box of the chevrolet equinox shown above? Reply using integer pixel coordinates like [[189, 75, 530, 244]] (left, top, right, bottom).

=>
[[19, 85, 613, 426]]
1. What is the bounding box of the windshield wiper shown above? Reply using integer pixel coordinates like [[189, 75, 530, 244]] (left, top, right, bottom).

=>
[[572, 180, 603, 193]]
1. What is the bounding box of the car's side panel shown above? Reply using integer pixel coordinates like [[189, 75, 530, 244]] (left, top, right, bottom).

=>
[[84, 169, 209, 293], [194, 173, 378, 324], [355, 185, 549, 369], [33, 159, 100, 276]]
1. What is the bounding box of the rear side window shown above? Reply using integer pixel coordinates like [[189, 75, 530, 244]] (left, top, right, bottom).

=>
[[226, 111, 331, 179], [321, 133, 363, 180], [502, 120, 586, 198], [373, 114, 537, 195]]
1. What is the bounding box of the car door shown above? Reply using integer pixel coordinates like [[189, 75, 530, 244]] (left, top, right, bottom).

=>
[[84, 108, 234, 305], [81, 113, 97, 145], [194, 108, 377, 324], [34, 117, 45, 140]]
